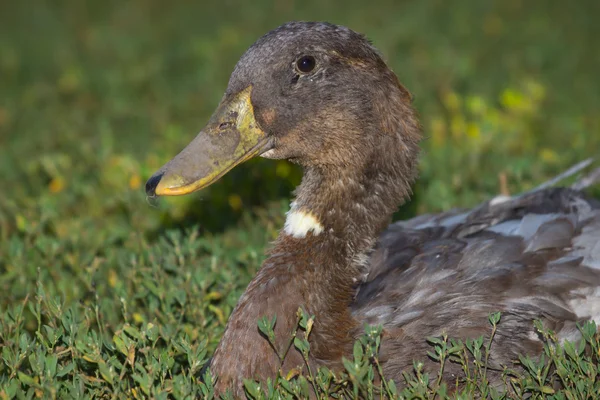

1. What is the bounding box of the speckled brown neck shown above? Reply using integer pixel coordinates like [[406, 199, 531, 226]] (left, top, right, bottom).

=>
[[293, 163, 403, 254], [210, 149, 417, 395]]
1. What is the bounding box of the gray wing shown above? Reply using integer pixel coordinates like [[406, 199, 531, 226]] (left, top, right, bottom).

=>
[[352, 184, 600, 380]]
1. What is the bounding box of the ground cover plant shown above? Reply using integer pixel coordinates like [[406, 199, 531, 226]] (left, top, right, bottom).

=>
[[1, 0, 600, 398]]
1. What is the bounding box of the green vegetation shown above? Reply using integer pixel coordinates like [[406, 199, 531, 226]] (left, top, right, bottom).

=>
[[243, 310, 600, 399], [1, 0, 599, 398]]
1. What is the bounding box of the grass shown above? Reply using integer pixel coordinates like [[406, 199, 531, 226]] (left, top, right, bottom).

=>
[[1, 0, 600, 398]]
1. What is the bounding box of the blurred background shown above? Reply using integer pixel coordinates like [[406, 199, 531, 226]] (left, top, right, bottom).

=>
[[0, 0, 599, 392]]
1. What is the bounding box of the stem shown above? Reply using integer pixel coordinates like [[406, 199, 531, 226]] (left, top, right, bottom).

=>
[[435, 352, 446, 390], [483, 322, 498, 384], [373, 357, 394, 398], [280, 317, 300, 364]]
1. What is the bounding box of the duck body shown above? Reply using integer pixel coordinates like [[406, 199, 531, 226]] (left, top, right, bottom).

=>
[[145, 22, 600, 397], [356, 187, 600, 382]]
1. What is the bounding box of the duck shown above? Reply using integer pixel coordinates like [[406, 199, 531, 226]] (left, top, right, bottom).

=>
[[145, 22, 600, 397]]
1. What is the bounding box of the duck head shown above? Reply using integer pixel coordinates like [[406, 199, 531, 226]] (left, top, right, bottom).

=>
[[146, 21, 421, 199]]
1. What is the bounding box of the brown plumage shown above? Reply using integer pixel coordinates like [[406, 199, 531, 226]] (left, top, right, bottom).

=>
[[146, 22, 600, 397]]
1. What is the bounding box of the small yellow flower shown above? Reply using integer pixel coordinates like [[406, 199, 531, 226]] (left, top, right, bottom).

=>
[[133, 313, 144, 324], [450, 116, 466, 139], [228, 194, 243, 211], [466, 96, 486, 115], [209, 304, 226, 325], [430, 117, 447, 148], [442, 91, 461, 112], [16, 214, 27, 232], [204, 291, 223, 301], [49, 177, 65, 194], [108, 269, 118, 288], [466, 123, 481, 140], [500, 89, 524, 110], [129, 174, 142, 190], [539, 148, 559, 164]]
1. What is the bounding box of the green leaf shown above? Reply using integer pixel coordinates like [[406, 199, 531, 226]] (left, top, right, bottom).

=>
[[243, 379, 262, 399], [488, 311, 501, 325], [257, 315, 275, 338], [427, 351, 440, 361], [113, 334, 129, 356], [293, 337, 309, 355], [123, 324, 143, 340], [564, 341, 578, 361], [99, 362, 115, 386], [427, 336, 444, 346], [45, 354, 58, 378], [56, 362, 75, 378], [353, 340, 363, 361], [17, 372, 39, 388]]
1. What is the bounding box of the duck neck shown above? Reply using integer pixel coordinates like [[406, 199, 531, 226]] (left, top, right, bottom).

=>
[[287, 163, 404, 257], [265, 159, 414, 349], [211, 148, 418, 394]]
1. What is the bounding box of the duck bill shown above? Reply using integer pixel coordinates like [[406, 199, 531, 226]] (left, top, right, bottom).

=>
[[146, 86, 270, 196]]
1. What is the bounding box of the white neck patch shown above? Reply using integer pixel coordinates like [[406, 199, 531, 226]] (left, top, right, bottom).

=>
[[284, 208, 324, 238]]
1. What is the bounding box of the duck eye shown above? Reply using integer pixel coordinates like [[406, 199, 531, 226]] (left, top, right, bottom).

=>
[[296, 56, 316, 73]]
